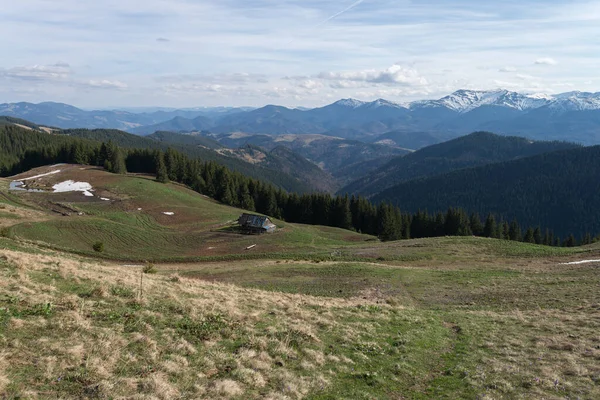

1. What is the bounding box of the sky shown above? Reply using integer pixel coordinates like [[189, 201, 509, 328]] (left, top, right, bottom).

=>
[[1, 0, 599, 108]]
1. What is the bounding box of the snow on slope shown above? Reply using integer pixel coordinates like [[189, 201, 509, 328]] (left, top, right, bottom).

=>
[[548, 91, 600, 111], [409, 90, 600, 113], [418, 90, 552, 113]]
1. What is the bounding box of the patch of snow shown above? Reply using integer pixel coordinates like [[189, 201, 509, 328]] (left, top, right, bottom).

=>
[[163, 212, 175, 216], [52, 180, 93, 195], [100, 197, 110, 201], [21, 170, 61, 181], [561, 259, 600, 265]]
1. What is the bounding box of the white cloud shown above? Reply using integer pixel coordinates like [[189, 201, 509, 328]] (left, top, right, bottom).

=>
[[317, 64, 428, 88], [535, 57, 558, 65], [85, 80, 128, 89], [1, 63, 72, 81], [0, 0, 599, 107], [297, 79, 323, 90]]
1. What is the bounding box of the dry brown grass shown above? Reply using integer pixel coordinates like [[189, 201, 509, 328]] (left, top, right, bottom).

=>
[[0, 249, 394, 399]]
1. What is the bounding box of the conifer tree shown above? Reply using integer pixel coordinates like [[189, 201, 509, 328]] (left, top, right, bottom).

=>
[[239, 182, 255, 211], [563, 234, 576, 247], [533, 227, 542, 244], [523, 227, 535, 243], [155, 152, 169, 183], [470, 213, 484, 236], [109, 147, 127, 174], [508, 219, 522, 241], [483, 214, 497, 238], [502, 221, 510, 240]]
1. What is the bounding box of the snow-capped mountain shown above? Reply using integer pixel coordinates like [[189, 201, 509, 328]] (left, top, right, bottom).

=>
[[547, 91, 600, 112], [4, 89, 600, 145], [411, 89, 553, 113]]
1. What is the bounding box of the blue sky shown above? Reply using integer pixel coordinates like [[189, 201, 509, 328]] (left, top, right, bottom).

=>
[[1, 0, 599, 108]]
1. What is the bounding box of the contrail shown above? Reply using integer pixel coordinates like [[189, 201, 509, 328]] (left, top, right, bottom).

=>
[[316, 0, 365, 28], [283, 0, 366, 46]]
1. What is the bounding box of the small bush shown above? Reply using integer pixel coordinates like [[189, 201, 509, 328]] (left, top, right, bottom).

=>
[[143, 263, 157, 274], [92, 241, 104, 253]]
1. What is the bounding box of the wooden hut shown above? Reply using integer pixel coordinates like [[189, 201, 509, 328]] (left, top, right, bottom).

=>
[[237, 213, 276, 234]]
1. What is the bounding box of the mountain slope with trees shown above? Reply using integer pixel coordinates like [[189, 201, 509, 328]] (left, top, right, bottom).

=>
[[4, 123, 588, 245], [372, 145, 600, 238], [213, 132, 409, 185], [0, 123, 314, 194], [340, 132, 580, 197]]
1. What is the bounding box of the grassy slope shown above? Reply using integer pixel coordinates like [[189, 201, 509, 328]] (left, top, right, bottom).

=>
[[4, 170, 375, 261], [1, 238, 599, 398], [2, 168, 600, 399]]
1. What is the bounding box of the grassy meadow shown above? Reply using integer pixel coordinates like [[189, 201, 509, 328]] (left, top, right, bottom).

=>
[[1, 167, 600, 399]]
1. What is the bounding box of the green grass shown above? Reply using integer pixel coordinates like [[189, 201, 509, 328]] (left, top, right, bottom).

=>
[[3, 168, 600, 398], [6, 174, 377, 261]]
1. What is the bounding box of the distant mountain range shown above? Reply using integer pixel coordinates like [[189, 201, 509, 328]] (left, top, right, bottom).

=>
[[3, 89, 600, 144], [0, 102, 251, 131]]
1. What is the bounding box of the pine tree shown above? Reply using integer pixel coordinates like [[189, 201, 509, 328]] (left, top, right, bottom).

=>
[[155, 152, 169, 183], [533, 227, 542, 245], [73, 142, 88, 165], [523, 227, 535, 243], [470, 213, 484, 236], [563, 234, 576, 247], [508, 219, 522, 241], [239, 182, 255, 211], [377, 203, 401, 241], [502, 221, 510, 240], [331, 195, 352, 230], [109, 147, 127, 174], [483, 214, 496, 238]]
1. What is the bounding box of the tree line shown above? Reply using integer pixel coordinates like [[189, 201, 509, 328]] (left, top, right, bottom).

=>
[[0, 125, 594, 246]]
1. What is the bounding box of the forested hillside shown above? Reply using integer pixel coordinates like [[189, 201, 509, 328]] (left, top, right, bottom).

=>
[[5, 126, 313, 194], [147, 131, 223, 149], [3, 124, 588, 245], [341, 132, 579, 197], [372, 145, 600, 238]]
